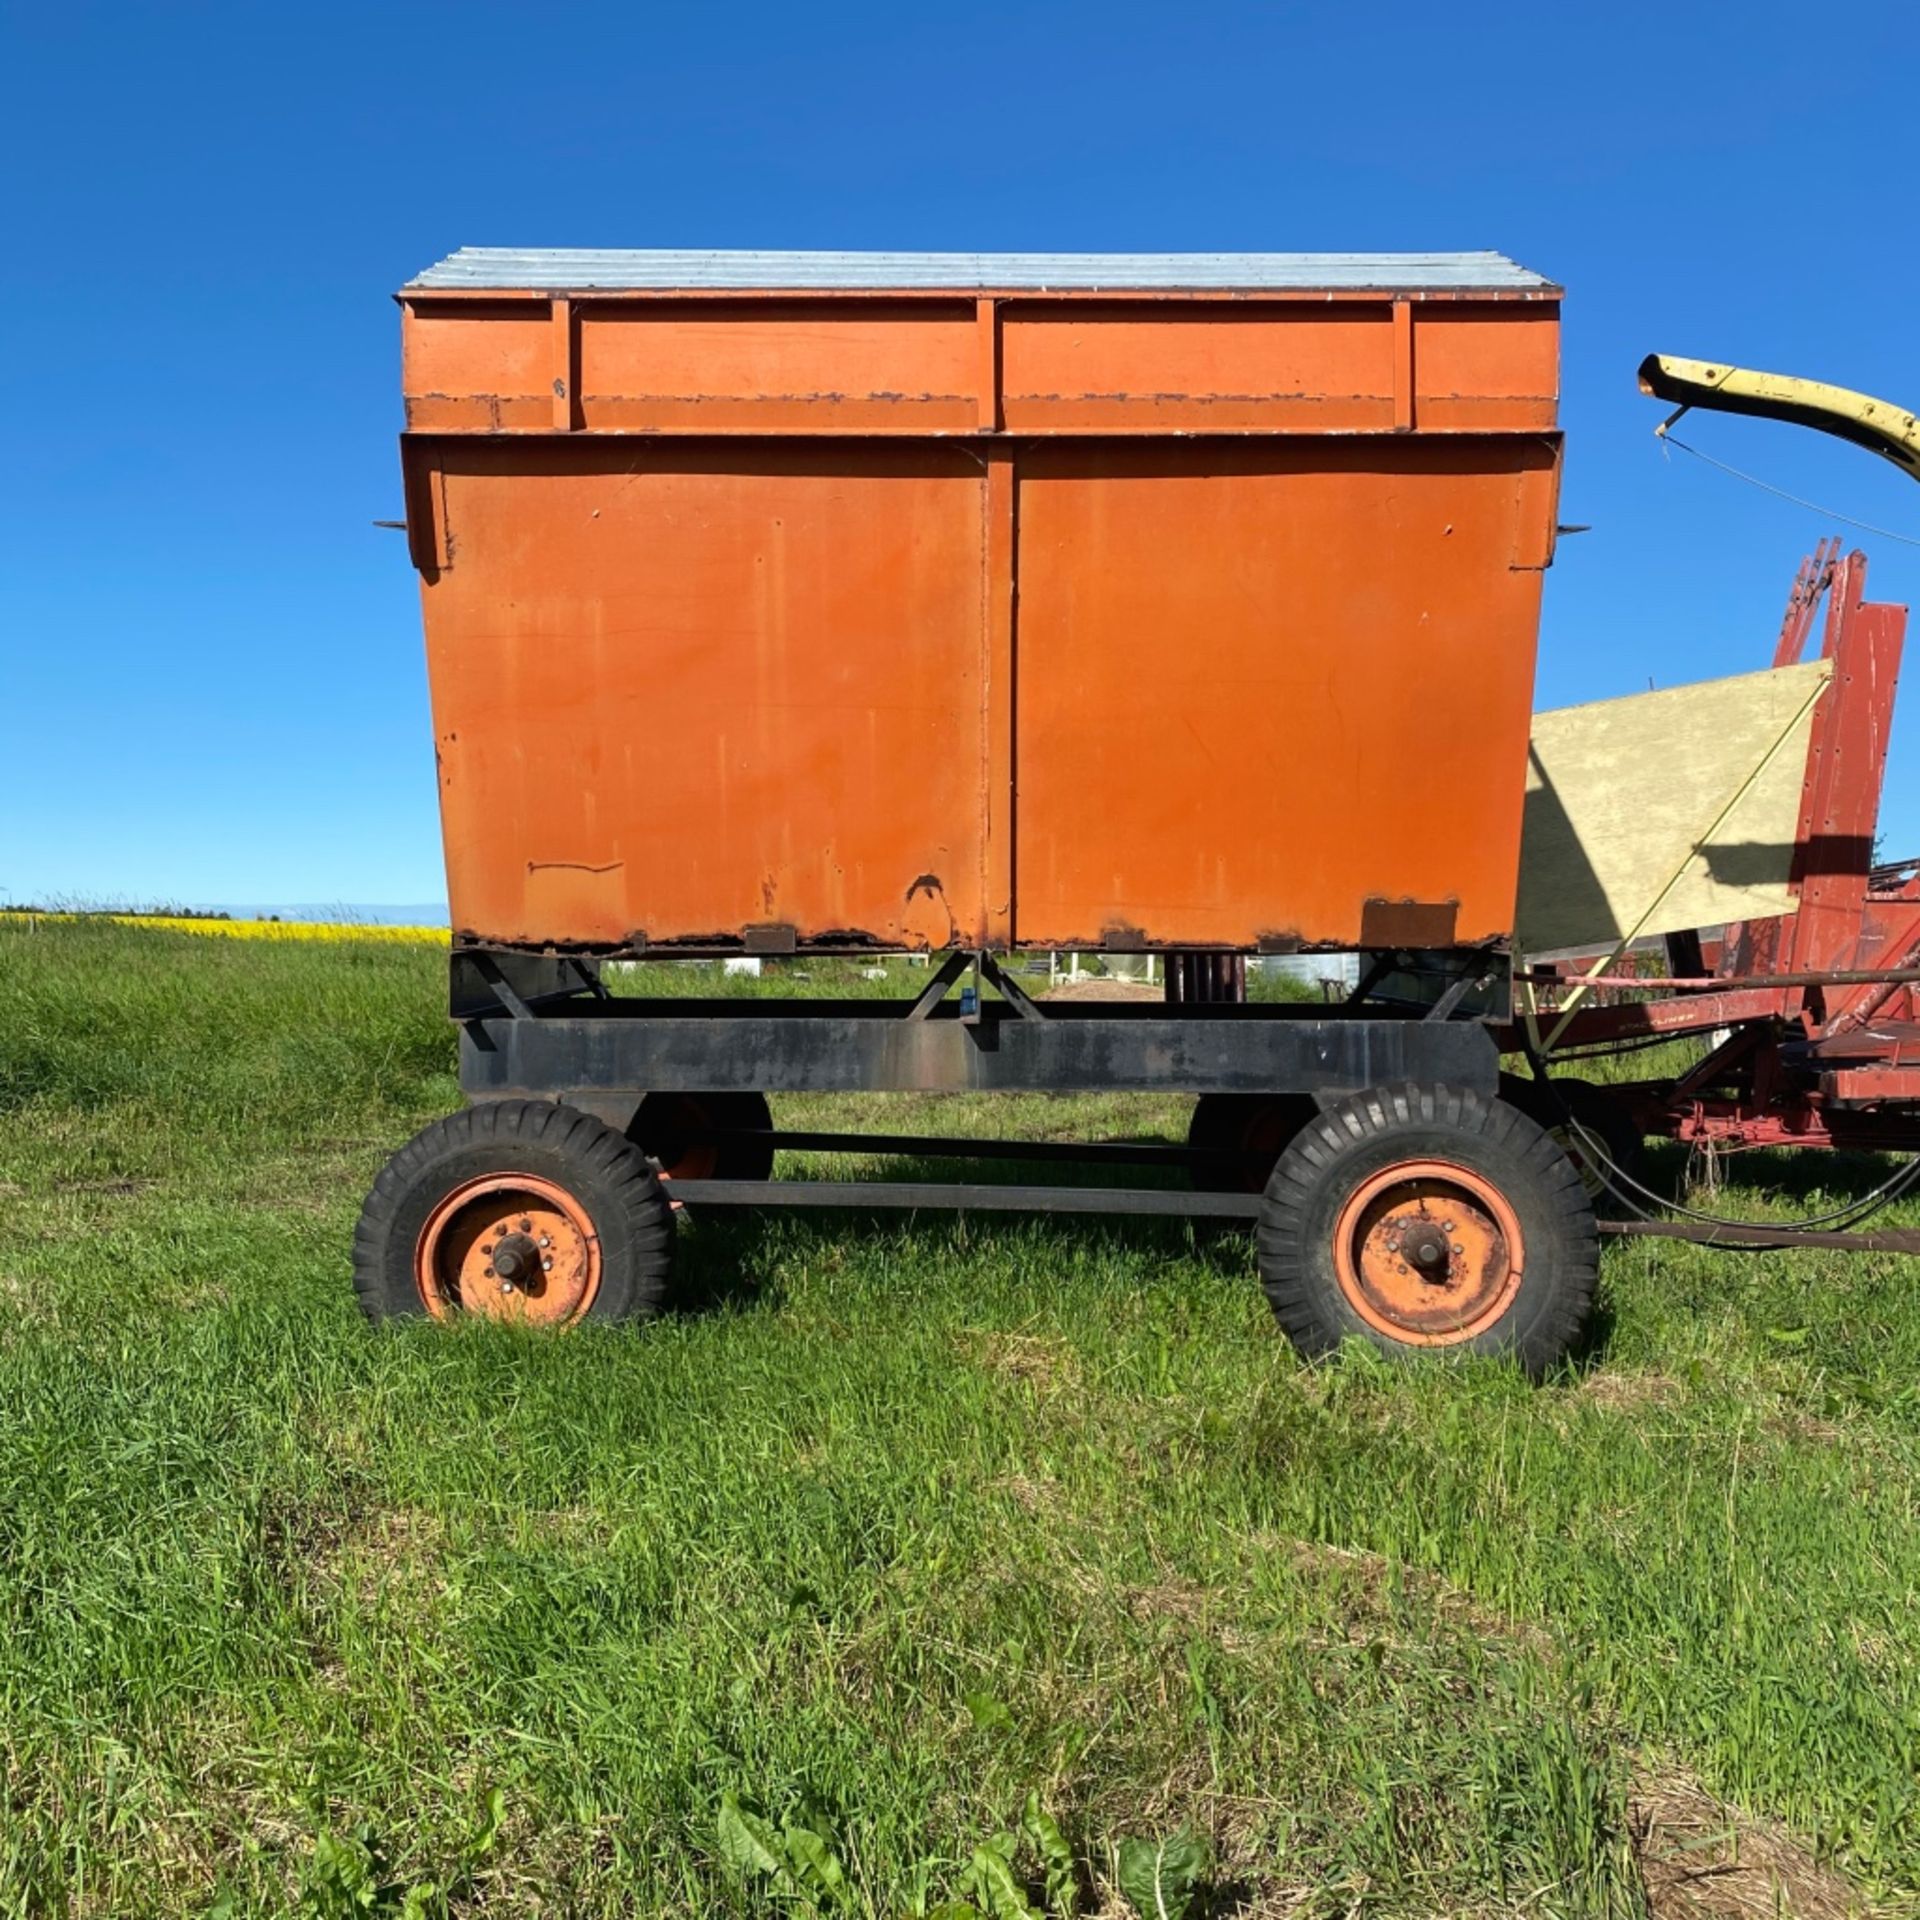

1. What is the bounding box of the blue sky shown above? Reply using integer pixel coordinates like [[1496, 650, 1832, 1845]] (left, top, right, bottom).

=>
[[6, 1, 1920, 910]]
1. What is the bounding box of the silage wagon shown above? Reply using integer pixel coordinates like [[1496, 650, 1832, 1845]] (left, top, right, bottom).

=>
[[354, 248, 1920, 1375]]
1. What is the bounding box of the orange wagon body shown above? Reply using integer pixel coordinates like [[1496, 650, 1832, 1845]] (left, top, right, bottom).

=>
[[398, 250, 1561, 956]]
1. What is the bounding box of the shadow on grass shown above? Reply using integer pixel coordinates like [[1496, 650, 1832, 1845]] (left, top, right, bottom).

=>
[[663, 1147, 1653, 1387], [1193, 1879, 1266, 1919], [1634, 1138, 1918, 1207], [1567, 1280, 1620, 1375], [665, 1177, 1257, 1319]]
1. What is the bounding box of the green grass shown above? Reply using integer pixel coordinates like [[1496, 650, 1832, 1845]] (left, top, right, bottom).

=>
[[3, 921, 1919, 1916]]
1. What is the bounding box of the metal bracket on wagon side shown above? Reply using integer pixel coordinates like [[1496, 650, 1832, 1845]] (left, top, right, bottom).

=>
[[978, 951, 1046, 1022], [451, 949, 607, 1021], [906, 949, 974, 1020]]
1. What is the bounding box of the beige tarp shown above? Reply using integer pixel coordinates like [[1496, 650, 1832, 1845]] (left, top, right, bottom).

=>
[[1515, 659, 1830, 955]]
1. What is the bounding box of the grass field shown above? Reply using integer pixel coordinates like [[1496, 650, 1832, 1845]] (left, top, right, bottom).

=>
[[4, 919, 1919, 1918]]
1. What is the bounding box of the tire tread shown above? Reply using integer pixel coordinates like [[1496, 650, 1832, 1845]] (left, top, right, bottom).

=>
[[1256, 1080, 1597, 1377]]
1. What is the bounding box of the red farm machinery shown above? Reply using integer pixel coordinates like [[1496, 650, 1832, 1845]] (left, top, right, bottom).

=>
[[1501, 355, 1920, 1244]]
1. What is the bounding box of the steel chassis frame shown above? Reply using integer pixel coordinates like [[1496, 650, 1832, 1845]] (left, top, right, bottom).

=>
[[452, 945, 1501, 1220]]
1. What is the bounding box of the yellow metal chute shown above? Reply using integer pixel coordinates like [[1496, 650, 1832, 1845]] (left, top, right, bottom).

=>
[[1638, 353, 1920, 485]]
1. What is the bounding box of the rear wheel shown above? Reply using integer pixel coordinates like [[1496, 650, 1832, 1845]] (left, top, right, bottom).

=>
[[1187, 1092, 1320, 1193], [1501, 1073, 1643, 1212], [353, 1100, 674, 1325], [1257, 1082, 1597, 1377], [627, 1090, 776, 1182]]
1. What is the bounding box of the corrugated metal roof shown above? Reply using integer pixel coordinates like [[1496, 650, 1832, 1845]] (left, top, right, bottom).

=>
[[405, 248, 1555, 294]]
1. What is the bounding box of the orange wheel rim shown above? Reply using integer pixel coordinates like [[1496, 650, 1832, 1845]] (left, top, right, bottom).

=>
[[645, 1095, 719, 1182], [413, 1172, 601, 1325], [1331, 1158, 1524, 1347]]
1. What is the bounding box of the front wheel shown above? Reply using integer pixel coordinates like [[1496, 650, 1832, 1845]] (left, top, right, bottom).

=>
[[1500, 1073, 1643, 1213], [353, 1100, 675, 1325], [1256, 1083, 1597, 1377]]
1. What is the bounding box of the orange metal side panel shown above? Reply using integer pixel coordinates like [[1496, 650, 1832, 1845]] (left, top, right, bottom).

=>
[[1011, 440, 1560, 949], [1413, 305, 1559, 431], [403, 293, 1558, 438], [988, 300, 1555, 436], [405, 297, 985, 435], [576, 299, 981, 433], [404, 300, 558, 433], [1001, 302, 1401, 434], [419, 443, 989, 950]]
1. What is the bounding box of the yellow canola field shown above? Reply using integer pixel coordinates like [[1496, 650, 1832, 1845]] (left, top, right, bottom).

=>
[[0, 912, 445, 945]]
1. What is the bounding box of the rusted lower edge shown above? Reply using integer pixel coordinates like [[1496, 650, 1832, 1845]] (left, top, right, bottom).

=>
[[1359, 898, 1460, 948], [452, 926, 1497, 962]]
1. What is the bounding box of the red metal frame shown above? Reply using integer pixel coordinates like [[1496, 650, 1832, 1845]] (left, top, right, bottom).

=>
[[1502, 549, 1920, 1151]]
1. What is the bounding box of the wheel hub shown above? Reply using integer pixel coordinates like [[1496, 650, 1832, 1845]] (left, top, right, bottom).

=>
[[413, 1174, 600, 1324], [1333, 1159, 1525, 1346], [1393, 1218, 1453, 1279], [488, 1231, 543, 1289]]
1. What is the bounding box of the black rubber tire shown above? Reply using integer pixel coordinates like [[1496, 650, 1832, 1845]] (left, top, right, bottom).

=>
[[628, 1090, 776, 1181], [1187, 1092, 1321, 1193], [1500, 1073, 1644, 1214], [353, 1100, 675, 1324], [1256, 1082, 1597, 1378]]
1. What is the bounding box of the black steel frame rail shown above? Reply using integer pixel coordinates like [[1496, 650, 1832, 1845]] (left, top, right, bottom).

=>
[[460, 1000, 1498, 1099], [668, 1178, 1261, 1218], [700, 1127, 1255, 1167], [661, 1177, 1920, 1250]]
